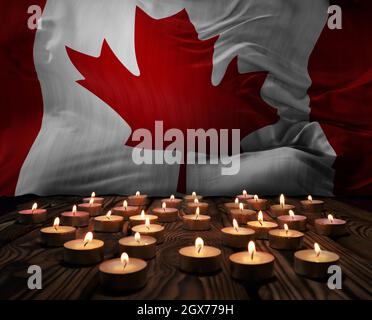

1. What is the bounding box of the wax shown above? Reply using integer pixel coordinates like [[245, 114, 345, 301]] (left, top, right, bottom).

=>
[[246, 198, 268, 211], [277, 214, 307, 231], [224, 201, 246, 212], [230, 208, 256, 224], [185, 201, 209, 214], [182, 214, 211, 231], [270, 204, 296, 217], [301, 199, 324, 213], [94, 215, 124, 233], [183, 194, 203, 203], [314, 218, 346, 237], [112, 205, 140, 220], [40, 225, 76, 247], [247, 220, 278, 240], [131, 224, 165, 243], [119, 235, 157, 260], [61, 210, 90, 227], [221, 227, 255, 249], [127, 194, 148, 206], [236, 192, 253, 203], [18, 208, 47, 225], [129, 214, 158, 227], [83, 197, 104, 204], [179, 246, 221, 274], [268, 229, 304, 250], [161, 197, 182, 209], [63, 238, 104, 265], [152, 207, 178, 223], [78, 203, 102, 217]]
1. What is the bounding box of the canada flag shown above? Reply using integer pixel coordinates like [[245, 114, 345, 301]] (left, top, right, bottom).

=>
[[1, 0, 371, 196]]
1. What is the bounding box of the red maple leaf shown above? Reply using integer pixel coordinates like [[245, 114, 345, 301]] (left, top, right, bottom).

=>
[[66, 7, 278, 192]]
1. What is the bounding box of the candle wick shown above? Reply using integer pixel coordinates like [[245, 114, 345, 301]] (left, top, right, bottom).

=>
[[259, 220, 263, 226], [83, 241, 89, 247], [123, 262, 127, 270], [251, 252, 254, 260], [54, 226, 58, 231], [197, 247, 202, 254]]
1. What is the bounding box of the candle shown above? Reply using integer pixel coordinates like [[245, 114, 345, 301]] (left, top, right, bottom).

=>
[[185, 198, 209, 214], [99, 252, 148, 292], [129, 210, 158, 227], [18, 203, 47, 224], [61, 205, 90, 227], [229, 241, 275, 282], [236, 189, 253, 203], [294, 243, 340, 279], [131, 218, 165, 243], [78, 198, 102, 217], [300, 195, 324, 213], [247, 211, 278, 240], [112, 200, 140, 220], [246, 195, 268, 211], [224, 197, 246, 212], [183, 191, 203, 203], [182, 207, 211, 231], [268, 224, 304, 250], [277, 210, 307, 231], [161, 195, 182, 209], [270, 194, 295, 217], [221, 219, 255, 249], [127, 191, 148, 206], [314, 214, 346, 237], [63, 232, 104, 265], [152, 202, 178, 223], [93, 210, 124, 233], [119, 232, 157, 260], [230, 203, 256, 224], [40, 217, 76, 247], [179, 237, 221, 274], [83, 191, 104, 205]]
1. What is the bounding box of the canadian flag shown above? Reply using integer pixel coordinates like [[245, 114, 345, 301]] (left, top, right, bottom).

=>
[[0, 0, 371, 196]]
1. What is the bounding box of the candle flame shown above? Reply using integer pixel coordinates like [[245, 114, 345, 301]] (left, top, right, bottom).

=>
[[32, 203, 37, 212], [239, 202, 244, 211], [123, 200, 128, 209], [83, 232, 93, 247], [89, 198, 94, 206], [195, 237, 204, 254], [121, 252, 129, 269], [314, 243, 321, 257], [72, 205, 77, 215], [254, 194, 259, 202], [242, 190, 247, 196], [289, 210, 295, 219], [194, 198, 199, 204], [192, 191, 196, 198], [140, 210, 146, 219], [234, 197, 239, 205], [284, 223, 289, 235], [53, 217, 60, 230], [248, 241, 256, 260], [162, 202, 167, 211], [136, 191, 140, 196], [145, 217, 150, 230], [328, 214, 334, 223], [258, 210, 264, 225], [170, 194, 175, 200], [195, 207, 200, 220], [91, 192, 96, 199], [280, 194, 285, 207], [233, 219, 239, 232], [106, 210, 112, 219], [134, 232, 141, 243], [308, 195, 313, 202]]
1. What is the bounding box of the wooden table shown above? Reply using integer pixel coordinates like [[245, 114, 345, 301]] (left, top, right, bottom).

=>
[[0, 195, 371, 300]]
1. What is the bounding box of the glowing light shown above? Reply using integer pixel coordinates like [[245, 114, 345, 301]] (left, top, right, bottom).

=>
[[233, 219, 239, 232], [32, 203, 37, 212], [136, 191, 140, 196], [289, 210, 295, 219], [239, 203, 244, 211], [194, 198, 199, 204], [314, 243, 321, 257], [162, 202, 167, 211], [140, 210, 146, 220], [91, 192, 96, 199], [134, 232, 141, 243], [145, 217, 150, 230], [89, 198, 94, 206], [106, 210, 112, 219], [242, 190, 247, 197], [234, 198, 239, 205], [192, 191, 196, 198], [83, 232, 93, 247], [284, 223, 289, 235], [195, 237, 204, 254], [254, 195, 259, 202], [72, 205, 77, 215], [328, 214, 334, 223], [258, 211, 264, 225], [121, 252, 129, 269], [123, 200, 128, 209], [53, 217, 60, 230], [170, 195, 175, 200], [248, 241, 256, 260], [195, 207, 200, 220], [280, 194, 285, 208]]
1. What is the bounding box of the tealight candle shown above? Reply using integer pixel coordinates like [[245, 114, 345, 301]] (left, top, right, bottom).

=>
[[229, 241, 275, 282], [99, 252, 148, 292], [179, 237, 221, 274], [277, 210, 307, 231], [119, 232, 156, 260], [112, 200, 140, 220], [61, 205, 90, 227], [300, 195, 324, 213], [314, 214, 347, 237], [152, 202, 178, 223], [183, 191, 203, 203], [161, 195, 182, 209], [129, 210, 158, 227], [185, 198, 209, 214], [246, 195, 268, 211], [247, 211, 278, 240], [236, 189, 253, 203], [270, 194, 295, 217], [224, 198, 246, 212], [294, 243, 340, 279], [268, 224, 304, 250], [40, 217, 76, 247], [63, 232, 104, 265], [78, 198, 102, 217], [94, 210, 124, 233], [83, 192, 104, 205], [182, 207, 211, 231], [131, 218, 165, 243], [230, 203, 256, 224], [221, 219, 255, 249], [127, 191, 148, 206], [18, 203, 47, 224]]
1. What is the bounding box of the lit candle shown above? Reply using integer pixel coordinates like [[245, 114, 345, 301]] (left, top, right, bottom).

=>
[[61, 205, 90, 227], [129, 209, 158, 227], [224, 197, 246, 212], [131, 218, 165, 243], [18, 202, 47, 224], [277, 210, 307, 231], [78, 198, 102, 217], [230, 203, 256, 224], [182, 207, 211, 231], [152, 202, 179, 223], [179, 237, 221, 274], [119, 232, 157, 260], [112, 200, 140, 220], [161, 195, 182, 209], [247, 211, 278, 240], [183, 191, 203, 203], [236, 189, 253, 203], [300, 195, 325, 213], [268, 224, 304, 250], [127, 191, 148, 206], [294, 242, 340, 279], [99, 252, 148, 292], [40, 217, 76, 247], [270, 194, 296, 217], [83, 192, 104, 205], [229, 241, 275, 282], [93, 210, 124, 233], [221, 219, 255, 248], [314, 214, 346, 237], [63, 232, 104, 265], [185, 198, 209, 214], [246, 195, 268, 211]]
